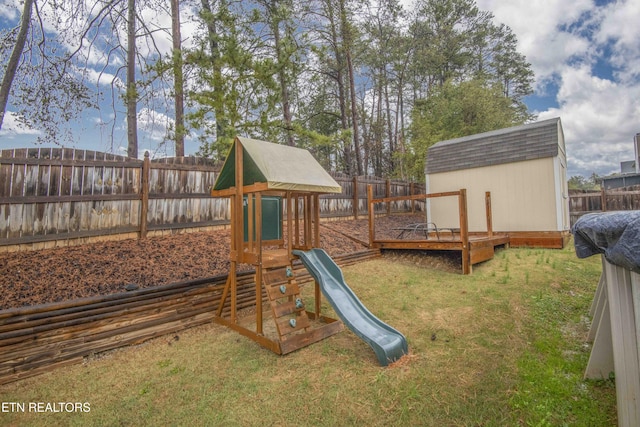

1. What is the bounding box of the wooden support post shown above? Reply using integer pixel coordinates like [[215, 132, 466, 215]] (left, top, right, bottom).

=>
[[294, 196, 300, 247], [235, 140, 244, 260], [353, 176, 358, 220], [231, 262, 237, 323], [485, 191, 493, 237], [313, 193, 320, 248], [410, 182, 415, 214], [140, 151, 150, 239], [255, 192, 263, 335], [601, 186, 607, 212], [231, 139, 244, 323], [217, 274, 233, 317], [315, 278, 322, 317], [247, 194, 254, 254], [287, 192, 293, 252], [305, 195, 312, 249], [219, 192, 237, 318], [459, 189, 470, 275]]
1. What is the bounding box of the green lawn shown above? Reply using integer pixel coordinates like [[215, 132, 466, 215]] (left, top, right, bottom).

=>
[[0, 242, 616, 426]]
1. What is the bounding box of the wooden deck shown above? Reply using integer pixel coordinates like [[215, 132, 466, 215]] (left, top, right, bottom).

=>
[[366, 187, 511, 274], [372, 233, 511, 274]]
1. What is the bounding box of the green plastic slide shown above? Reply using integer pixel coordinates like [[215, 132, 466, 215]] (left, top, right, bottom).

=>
[[293, 248, 408, 366]]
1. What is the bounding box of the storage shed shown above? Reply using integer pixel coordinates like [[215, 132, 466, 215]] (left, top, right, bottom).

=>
[[425, 117, 570, 248]]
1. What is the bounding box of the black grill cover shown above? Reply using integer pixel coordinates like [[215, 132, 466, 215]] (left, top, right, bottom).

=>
[[572, 211, 640, 273]]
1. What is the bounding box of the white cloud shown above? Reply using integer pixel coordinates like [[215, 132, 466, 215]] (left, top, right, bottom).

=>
[[0, 0, 20, 20], [596, 0, 640, 82], [138, 108, 173, 135], [538, 65, 640, 176], [0, 111, 41, 139], [476, 0, 594, 83], [475, 0, 640, 177], [83, 66, 123, 89]]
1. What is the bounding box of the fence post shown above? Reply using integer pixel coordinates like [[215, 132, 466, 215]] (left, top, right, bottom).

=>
[[353, 176, 358, 220], [386, 179, 391, 215], [140, 152, 150, 238], [410, 182, 415, 213], [601, 186, 607, 212], [459, 189, 470, 274], [485, 191, 493, 237], [367, 184, 374, 247]]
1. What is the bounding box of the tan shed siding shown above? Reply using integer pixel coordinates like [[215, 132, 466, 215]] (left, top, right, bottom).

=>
[[556, 127, 570, 231], [428, 157, 560, 232], [554, 155, 570, 231]]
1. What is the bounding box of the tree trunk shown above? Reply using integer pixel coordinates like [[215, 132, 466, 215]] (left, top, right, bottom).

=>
[[383, 69, 395, 173], [346, 50, 362, 175], [201, 0, 225, 143], [360, 93, 370, 173], [126, 0, 138, 158], [339, 0, 362, 175], [271, 14, 295, 146], [171, 0, 185, 156], [396, 57, 409, 180], [325, 0, 352, 173], [0, 0, 33, 130], [375, 80, 383, 175]]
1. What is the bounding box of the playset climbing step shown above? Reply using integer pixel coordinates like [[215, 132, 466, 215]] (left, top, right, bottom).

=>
[[262, 263, 311, 341]]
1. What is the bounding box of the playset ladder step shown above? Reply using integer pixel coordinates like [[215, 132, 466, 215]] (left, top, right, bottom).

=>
[[272, 299, 305, 318], [261, 249, 291, 269], [262, 267, 292, 287], [265, 278, 299, 299], [275, 313, 311, 334], [261, 264, 310, 339]]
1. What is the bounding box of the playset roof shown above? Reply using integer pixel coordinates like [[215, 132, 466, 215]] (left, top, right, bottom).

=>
[[213, 136, 341, 193]]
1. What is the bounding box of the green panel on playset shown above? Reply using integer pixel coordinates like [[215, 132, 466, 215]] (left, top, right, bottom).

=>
[[243, 195, 282, 242]]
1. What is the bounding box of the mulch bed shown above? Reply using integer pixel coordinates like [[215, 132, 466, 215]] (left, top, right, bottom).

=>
[[0, 215, 460, 310]]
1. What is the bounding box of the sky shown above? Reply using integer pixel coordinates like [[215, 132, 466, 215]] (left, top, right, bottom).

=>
[[475, 0, 640, 178], [1, 0, 639, 178]]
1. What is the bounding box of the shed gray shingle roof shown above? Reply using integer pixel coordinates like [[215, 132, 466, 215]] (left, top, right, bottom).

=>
[[425, 118, 562, 174]]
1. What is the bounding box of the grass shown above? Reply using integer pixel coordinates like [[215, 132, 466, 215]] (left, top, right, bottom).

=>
[[0, 242, 616, 426]]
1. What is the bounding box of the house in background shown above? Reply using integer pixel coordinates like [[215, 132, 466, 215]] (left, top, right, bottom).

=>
[[601, 133, 640, 189], [425, 117, 570, 248]]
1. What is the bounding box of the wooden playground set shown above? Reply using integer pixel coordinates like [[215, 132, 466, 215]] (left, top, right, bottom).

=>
[[209, 137, 345, 356], [209, 136, 507, 361]]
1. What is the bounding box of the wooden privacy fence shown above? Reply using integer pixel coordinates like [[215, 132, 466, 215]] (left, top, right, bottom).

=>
[[0, 148, 227, 249], [325, 173, 426, 219], [0, 148, 425, 250], [569, 185, 640, 225], [0, 249, 380, 385]]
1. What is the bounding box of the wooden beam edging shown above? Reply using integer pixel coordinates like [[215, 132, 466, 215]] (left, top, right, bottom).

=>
[[0, 249, 380, 385]]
